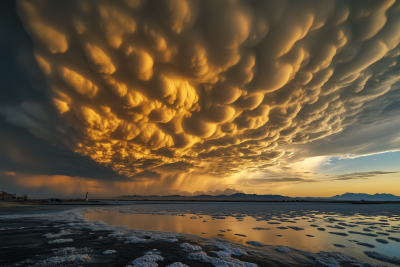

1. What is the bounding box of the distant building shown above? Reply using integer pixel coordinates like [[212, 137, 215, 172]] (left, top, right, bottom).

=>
[[44, 198, 62, 202], [0, 191, 13, 200], [12, 193, 27, 201]]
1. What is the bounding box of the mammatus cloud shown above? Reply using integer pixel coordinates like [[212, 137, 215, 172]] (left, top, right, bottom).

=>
[[280, 115, 400, 167], [2, 0, 400, 182]]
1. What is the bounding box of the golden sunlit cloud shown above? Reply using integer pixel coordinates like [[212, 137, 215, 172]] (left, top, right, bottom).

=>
[[5, 0, 400, 193]]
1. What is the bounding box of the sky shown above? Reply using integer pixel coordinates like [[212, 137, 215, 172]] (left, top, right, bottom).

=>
[[0, 0, 399, 198]]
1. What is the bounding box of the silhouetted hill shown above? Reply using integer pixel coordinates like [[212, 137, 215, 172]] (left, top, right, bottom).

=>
[[330, 193, 400, 201], [121, 193, 291, 200], [120, 192, 400, 201]]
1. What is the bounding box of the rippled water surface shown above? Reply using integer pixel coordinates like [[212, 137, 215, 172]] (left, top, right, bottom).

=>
[[84, 202, 400, 266]]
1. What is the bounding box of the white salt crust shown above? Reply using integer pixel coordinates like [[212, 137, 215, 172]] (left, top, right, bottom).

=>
[[103, 250, 117, 255], [48, 239, 73, 244]]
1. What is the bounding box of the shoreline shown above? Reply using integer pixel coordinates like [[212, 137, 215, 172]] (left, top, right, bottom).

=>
[[3, 199, 400, 206]]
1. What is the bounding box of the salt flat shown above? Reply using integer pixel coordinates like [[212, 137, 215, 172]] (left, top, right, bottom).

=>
[[1, 201, 400, 267]]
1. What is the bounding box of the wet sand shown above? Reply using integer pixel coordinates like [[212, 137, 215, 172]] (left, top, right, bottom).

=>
[[0, 216, 315, 267]]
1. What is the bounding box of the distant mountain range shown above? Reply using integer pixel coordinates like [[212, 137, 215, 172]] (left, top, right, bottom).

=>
[[329, 193, 400, 201], [120, 193, 291, 200], [120, 192, 400, 201]]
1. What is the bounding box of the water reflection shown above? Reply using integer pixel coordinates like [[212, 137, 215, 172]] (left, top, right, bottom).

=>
[[84, 209, 400, 266]]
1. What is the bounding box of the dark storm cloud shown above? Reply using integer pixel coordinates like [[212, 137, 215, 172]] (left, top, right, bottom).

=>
[[0, 1, 127, 181], [0, 117, 127, 180]]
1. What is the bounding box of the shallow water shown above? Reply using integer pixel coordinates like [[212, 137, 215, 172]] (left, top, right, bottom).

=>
[[83, 202, 400, 266]]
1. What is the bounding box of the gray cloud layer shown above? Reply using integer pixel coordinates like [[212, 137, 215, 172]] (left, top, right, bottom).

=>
[[327, 171, 399, 181], [1, 0, 400, 181], [238, 171, 399, 186]]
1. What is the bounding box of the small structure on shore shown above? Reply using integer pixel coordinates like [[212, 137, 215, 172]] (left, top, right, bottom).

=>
[[45, 198, 62, 202], [0, 191, 27, 201], [0, 191, 13, 200], [13, 193, 27, 201]]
